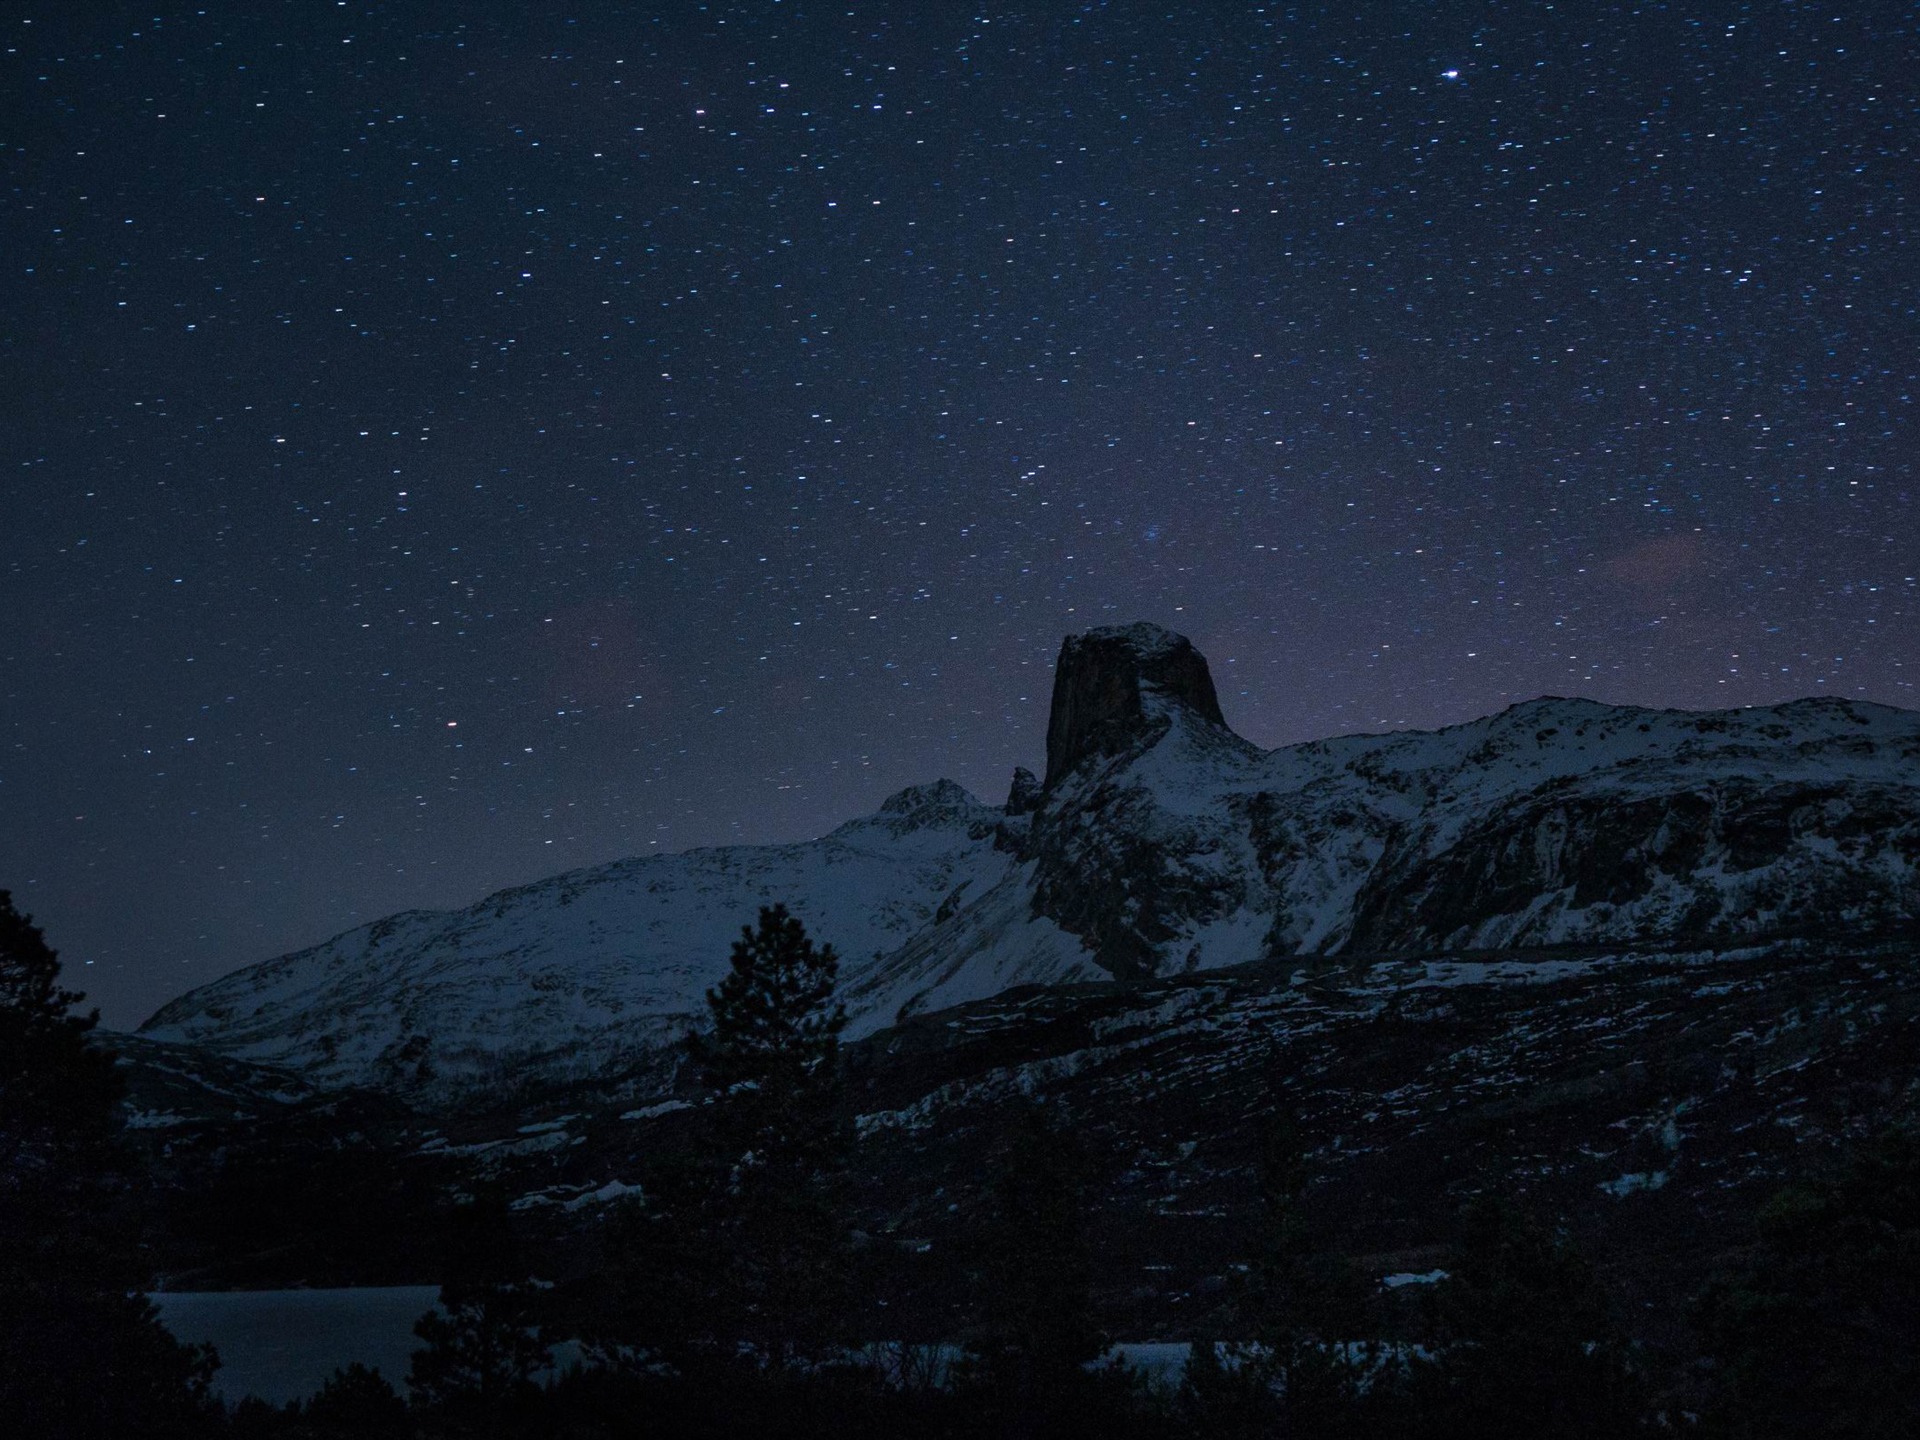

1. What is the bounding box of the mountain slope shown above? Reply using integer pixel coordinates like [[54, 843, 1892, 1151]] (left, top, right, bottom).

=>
[[140, 781, 1095, 1098], [1021, 685, 1920, 972], [139, 623, 1920, 1102]]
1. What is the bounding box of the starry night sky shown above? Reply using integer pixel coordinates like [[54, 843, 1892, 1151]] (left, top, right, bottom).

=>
[[3, 2, 1913, 1025]]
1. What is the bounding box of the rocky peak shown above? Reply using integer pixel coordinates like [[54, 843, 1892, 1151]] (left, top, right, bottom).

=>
[[874, 779, 982, 826], [1004, 766, 1043, 816], [1043, 623, 1229, 789]]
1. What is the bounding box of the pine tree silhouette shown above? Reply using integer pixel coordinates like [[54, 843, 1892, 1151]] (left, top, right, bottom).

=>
[[959, 1097, 1111, 1437], [299, 1363, 408, 1436], [0, 890, 219, 1438], [1208, 1086, 1369, 1437], [1695, 1128, 1920, 1439], [696, 901, 847, 1106], [407, 1188, 551, 1434], [1415, 1197, 1648, 1439], [683, 904, 853, 1367]]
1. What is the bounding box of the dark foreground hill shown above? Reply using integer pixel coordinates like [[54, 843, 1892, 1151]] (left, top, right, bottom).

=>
[[125, 931, 1920, 1351]]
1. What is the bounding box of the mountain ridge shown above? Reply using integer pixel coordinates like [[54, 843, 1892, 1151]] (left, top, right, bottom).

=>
[[137, 625, 1920, 1103]]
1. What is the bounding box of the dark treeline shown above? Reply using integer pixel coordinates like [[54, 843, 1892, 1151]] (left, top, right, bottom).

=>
[[6, 895, 1919, 1438]]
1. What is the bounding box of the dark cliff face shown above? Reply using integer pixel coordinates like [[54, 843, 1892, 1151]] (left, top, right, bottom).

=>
[[1023, 625, 1247, 978], [1025, 785, 1249, 981], [1343, 780, 1920, 953], [1042, 623, 1229, 790], [1020, 630, 1920, 982]]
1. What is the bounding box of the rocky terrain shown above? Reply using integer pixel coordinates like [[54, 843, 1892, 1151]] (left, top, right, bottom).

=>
[[123, 932, 1920, 1342]]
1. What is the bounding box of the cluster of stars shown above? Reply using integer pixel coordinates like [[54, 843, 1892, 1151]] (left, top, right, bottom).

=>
[[0, 1, 1911, 1023]]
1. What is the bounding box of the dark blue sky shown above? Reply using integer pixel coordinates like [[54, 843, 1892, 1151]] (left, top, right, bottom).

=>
[[4, 1, 1913, 1025]]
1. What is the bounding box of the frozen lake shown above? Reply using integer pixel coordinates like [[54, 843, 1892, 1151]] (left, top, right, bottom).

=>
[[151, 1286, 443, 1405], [152, 1286, 1194, 1406]]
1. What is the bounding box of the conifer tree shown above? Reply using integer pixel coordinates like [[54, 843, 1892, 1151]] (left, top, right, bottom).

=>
[[407, 1188, 551, 1433], [689, 903, 853, 1365], [1247, 1102, 1313, 1347], [409, 1287, 551, 1423], [697, 901, 847, 1112], [1177, 1332, 1288, 1440], [574, 1146, 713, 1372], [299, 1363, 409, 1437], [1695, 1128, 1920, 1439], [0, 890, 219, 1438], [962, 1099, 1106, 1412], [1416, 1196, 1647, 1439], [1194, 1091, 1371, 1437]]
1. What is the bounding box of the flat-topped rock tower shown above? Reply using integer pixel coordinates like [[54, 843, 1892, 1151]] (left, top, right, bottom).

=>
[[1042, 622, 1228, 789]]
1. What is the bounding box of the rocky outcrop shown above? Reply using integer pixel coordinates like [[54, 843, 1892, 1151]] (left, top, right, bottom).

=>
[[1042, 623, 1228, 789], [1004, 767, 1043, 816], [1345, 779, 1920, 952], [1014, 652, 1920, 981]]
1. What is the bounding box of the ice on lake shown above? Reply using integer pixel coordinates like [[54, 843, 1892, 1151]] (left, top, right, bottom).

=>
[[151, 1286, 443, 1405], [153, 1286, 1195, 1406]]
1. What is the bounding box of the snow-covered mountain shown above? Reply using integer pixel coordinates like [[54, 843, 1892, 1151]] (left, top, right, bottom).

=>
[[139, 780, 1095, 1098], [139, 622, 1920, 1101]]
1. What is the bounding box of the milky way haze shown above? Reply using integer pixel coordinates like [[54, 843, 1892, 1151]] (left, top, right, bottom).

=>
[[3, 2, 1913, 1024]]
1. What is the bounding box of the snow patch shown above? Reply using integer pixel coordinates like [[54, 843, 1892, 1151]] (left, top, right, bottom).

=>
[[1380, 1269, 1450, 1289], [1598, 1170, 1670, 1196]]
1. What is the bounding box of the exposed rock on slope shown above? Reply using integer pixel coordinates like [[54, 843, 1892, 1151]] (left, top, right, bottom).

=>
[[1019, 678, 1920, 973], [139, 623, 1920, 1102]]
